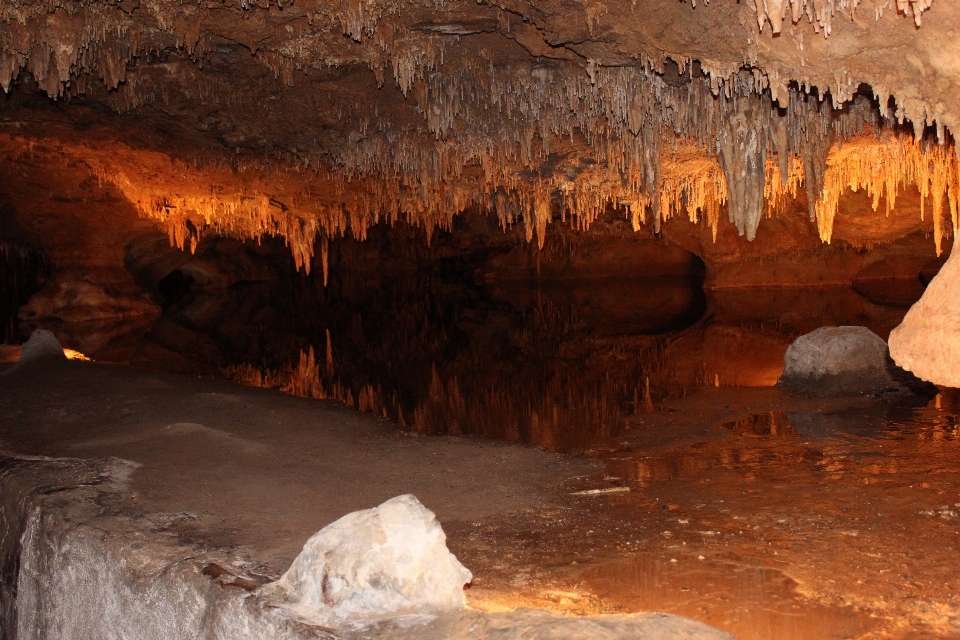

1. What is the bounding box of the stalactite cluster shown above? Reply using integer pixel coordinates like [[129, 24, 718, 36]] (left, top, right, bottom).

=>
[[0, 0, 955, 266], [754, 0, 934, 35], [815, 134, 960, 254]]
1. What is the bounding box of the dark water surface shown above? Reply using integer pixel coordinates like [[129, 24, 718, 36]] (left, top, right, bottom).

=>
[[189, 260, 948, 638]]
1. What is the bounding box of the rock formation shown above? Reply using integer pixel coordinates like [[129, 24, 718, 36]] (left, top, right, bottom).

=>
[[0, 0, 952, 369], [778, 325, 931, 396], [0, 0, 957, 289], [260, 494, 472, 628], [16, 329, 64, 364], [889, 239, 960, 387]]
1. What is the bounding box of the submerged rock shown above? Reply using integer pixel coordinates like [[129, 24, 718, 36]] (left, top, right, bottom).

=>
[[889, 244, 960, 388], [260, 494, 472, 628], [778, 326, 929, 397], [17, 330, 66, 364]]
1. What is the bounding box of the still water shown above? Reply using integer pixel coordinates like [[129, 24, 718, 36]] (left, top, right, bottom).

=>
[[202, 260, 953, 638]]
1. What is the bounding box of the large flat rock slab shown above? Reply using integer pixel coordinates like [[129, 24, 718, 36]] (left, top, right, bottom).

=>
[[0, 359, 590, 571], [0, 362, 733, 639]]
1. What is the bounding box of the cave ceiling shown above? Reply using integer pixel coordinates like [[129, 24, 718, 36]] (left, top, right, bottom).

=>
[[0, 0, 959, 271]]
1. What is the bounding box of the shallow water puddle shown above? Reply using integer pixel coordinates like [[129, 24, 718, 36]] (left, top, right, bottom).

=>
[[546, 401, 960, 639], [210, 276, 960, 637], [583, 556, 874, 640]]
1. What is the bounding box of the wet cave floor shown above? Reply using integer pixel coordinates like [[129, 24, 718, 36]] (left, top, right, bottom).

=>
[[451, 387, 960, 640], [190, 271, 960, 639], [5, 270, 960, 639], [3, 362, 958, 640]]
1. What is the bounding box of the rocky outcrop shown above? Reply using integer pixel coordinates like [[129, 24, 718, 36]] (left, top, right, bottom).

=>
[[16, 329, 64, 364], [18, 270, 159, 361], [889, 241, 960, 388], [0, 138, 167, 362], [778, 326, 929, 397], [261, 494, 472, 628], [0, 455, 733, 640]]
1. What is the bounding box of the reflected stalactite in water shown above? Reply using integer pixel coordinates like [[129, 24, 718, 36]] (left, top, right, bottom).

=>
[[216, 271, 928, 453], [188, 214, 932, 455], [223, 295, 678, 452]]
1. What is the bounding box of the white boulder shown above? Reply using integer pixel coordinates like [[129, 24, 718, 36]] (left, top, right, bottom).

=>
[[18, 329, 66, 364], [260, 494, 472, 628]]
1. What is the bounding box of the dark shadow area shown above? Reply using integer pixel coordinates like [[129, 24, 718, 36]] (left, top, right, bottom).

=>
[[157, 269, 195, 310], [0, 196, 51, 344]]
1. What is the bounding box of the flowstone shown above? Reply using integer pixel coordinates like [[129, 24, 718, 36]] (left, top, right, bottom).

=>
[[260, 494, 472, 628], [890, 243, 960, 387]]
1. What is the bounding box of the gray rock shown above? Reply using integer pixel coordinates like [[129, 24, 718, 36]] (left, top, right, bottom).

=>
[[778, 326, 931, 397], [18, 330, 66, 364]]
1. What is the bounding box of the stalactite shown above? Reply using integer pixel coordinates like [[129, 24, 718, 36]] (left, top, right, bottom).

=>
[[717, 92, 769, 240], [320, 235, 330, 286], [755, 0, 934, 36], [814, 133, 960, 249], [3, 21, 954, 269]]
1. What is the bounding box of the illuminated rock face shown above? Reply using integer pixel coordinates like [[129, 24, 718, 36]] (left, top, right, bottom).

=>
[[260, 494, 472, 628], [18, 271, 159, 361], [890, 244, 960, 388], [0, 0, 958, 275], [0, 0, 958, 372]]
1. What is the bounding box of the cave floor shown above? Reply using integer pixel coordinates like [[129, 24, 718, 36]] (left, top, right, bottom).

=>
[[2, 358, 959, 639]]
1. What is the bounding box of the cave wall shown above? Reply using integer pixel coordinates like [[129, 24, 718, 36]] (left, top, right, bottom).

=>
[[0, 0, 957, 370]]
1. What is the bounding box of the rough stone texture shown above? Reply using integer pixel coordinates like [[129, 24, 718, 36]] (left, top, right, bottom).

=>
[[778, 326, 925, 397], [16, 329, 64, 363], [261, 494, 472, 628], [18, 270, 160, 359], [890, 240, 960, 388], [0, 0, 955, 324], [0, 455, 732, 640]]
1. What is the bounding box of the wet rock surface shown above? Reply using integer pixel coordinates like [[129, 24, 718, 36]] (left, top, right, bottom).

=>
[[0, 372, 732, 639], [348, 609, 736, 639], [777, 326, 930, 397], [0, 358, 593, 570], [1, 360, 957, 639]]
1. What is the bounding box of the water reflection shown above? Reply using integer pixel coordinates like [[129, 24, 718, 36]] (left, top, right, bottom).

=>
[[487, 276, 706, 336], [215, 270, 921, 455], [723, 411, 795, 437], [153, 233, 954, 640], [567, 396, 960, 640]]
